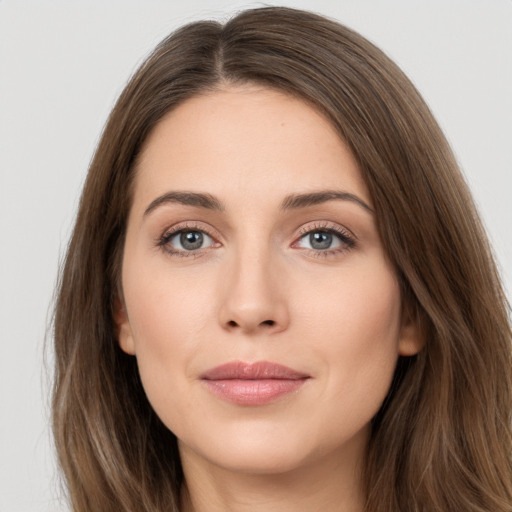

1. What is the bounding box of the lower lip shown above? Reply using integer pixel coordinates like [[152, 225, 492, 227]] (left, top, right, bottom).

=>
[[203, 378, 308, 406]]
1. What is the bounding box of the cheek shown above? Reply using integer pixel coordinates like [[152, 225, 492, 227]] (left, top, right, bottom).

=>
[[297, 259, 401, 346], [124, 253, 216, 345], [294, 258, 402, 411], [121, 259, 218, 412]]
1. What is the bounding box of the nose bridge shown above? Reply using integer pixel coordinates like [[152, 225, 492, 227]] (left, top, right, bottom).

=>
[[218, 234, 288, 334]]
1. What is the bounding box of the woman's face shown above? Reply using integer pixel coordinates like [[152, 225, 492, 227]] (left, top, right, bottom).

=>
[[118, 86, 421, 475]]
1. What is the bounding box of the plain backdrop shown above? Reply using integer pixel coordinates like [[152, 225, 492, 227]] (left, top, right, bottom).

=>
[[0, 1, 511, 510]]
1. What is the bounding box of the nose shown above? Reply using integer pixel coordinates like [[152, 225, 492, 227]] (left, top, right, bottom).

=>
[[218, 247, 290, 335]]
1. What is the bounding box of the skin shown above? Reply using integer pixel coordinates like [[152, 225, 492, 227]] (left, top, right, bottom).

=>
[[117, 86, 422, 512]]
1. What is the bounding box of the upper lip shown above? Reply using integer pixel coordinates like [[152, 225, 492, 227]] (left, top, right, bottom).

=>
[[201, 361, 309, 380]]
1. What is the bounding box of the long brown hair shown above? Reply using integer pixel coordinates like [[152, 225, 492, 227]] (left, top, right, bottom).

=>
[[52, 6, 512, 511]]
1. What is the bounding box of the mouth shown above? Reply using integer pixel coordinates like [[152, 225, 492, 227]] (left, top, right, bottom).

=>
[[200, 360, 310, 406]]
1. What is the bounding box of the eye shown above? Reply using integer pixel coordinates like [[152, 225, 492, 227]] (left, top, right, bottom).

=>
[[293, 224, 356, 256], [297, 231, 341, 250], [159, 227, 217, 255]]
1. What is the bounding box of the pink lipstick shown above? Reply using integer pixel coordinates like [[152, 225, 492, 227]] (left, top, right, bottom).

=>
[[200, 361, 310, 406]]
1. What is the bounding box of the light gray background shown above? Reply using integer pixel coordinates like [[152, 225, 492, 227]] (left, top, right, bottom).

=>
[[1, 1, 511, 511]]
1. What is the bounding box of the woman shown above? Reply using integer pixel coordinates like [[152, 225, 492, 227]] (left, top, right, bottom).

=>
[[52, 6, 512, 511]]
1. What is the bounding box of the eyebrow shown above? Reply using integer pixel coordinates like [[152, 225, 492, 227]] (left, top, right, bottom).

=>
[[143, 189, 373, 217], [144, 191, 224, 216], [281, 190, 373, 213]]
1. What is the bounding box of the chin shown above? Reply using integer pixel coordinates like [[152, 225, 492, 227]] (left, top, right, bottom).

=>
[[178, 422, 318, 475], [177, 417, 367, 478], [195, 444, 310, 475]]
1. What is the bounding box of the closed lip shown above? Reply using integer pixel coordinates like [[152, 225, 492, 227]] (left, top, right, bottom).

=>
[[200, 360, 310, 381], [200, 360, 310, 406]]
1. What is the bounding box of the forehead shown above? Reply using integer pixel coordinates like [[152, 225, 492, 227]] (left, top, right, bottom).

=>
[[132, 86, 370, 210]]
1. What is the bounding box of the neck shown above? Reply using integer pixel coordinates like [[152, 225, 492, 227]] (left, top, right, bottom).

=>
[[179, 441, 366, 512]]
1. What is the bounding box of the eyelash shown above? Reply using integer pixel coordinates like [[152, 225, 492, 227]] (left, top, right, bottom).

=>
[[294, 222, 356, 258], [157, 221, 356, 259], [157, 222, 218, 258]]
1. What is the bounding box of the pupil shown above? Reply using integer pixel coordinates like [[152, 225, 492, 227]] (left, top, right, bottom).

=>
[[180, 231, 203, 250], [310, 231, 332, 250]]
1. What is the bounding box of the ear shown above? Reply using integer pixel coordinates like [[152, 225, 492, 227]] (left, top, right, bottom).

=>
[[114, 297, 136, 355], [397, 303, 426, 357]]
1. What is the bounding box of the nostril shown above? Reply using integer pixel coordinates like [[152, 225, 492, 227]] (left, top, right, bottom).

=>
[[224, 319, 276, 329]]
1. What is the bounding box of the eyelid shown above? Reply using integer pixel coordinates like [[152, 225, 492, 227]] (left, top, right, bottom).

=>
[[291, 221, 357, 256], [295, 220, 356, 241], [156, 221, 221, 256], [155, 219, 356, 259]]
